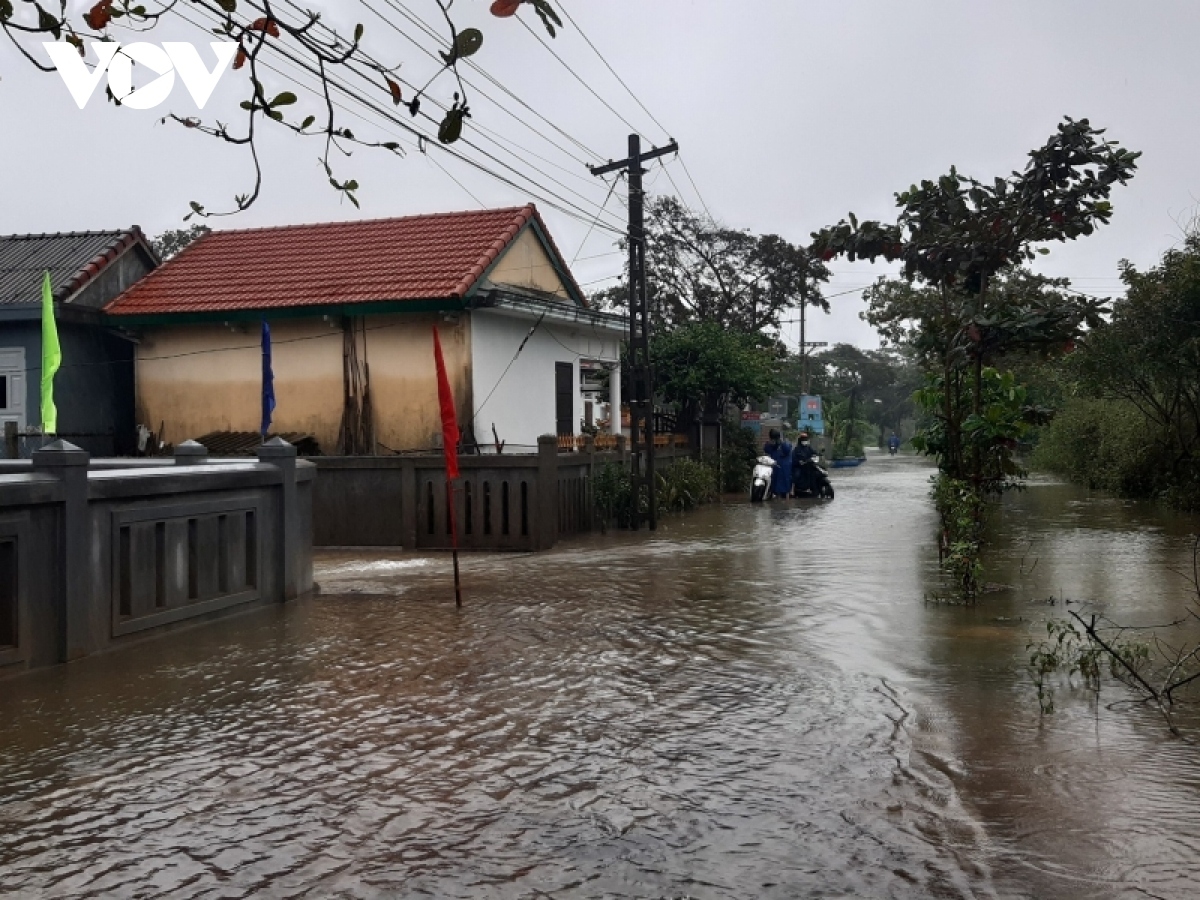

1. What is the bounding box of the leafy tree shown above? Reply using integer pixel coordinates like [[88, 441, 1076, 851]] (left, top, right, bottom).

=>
[[862, 269, 1100, 475], [813, 119, 1138, 487], [649, 321, 780, 416], [151, 224, 211, 260], [2, 0, 561, 217], [792, 343, 920, 440], [596, 196, 831, 333], [1038, 229, 1200, 507]]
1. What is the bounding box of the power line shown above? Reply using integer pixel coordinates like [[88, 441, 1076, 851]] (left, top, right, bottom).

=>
[[356, 0, 604, 187], [181, 1, 624, 233], [515, 13, 645, 138], [381, 0, 606, 163], [258, 0, 624, 231], [555, 2, 672, 142], [677, 155, 713, 221], [571, 174, 622, 265]]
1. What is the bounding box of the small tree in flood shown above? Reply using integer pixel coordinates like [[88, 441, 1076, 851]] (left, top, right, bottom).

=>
[[811, 118, 1139, 596]]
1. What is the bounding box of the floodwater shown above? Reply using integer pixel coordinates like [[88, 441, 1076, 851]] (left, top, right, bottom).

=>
[[3, 454, 1200, 899]]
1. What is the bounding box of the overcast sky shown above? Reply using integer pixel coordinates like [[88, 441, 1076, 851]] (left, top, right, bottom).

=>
[[4, 0, 1200, 351]]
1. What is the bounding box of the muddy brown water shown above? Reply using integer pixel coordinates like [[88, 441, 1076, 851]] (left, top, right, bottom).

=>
[[3, 452, 1200, 899]]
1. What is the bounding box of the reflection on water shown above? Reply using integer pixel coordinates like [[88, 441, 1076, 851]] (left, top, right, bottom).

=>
[[2, 453, 1199, 898]]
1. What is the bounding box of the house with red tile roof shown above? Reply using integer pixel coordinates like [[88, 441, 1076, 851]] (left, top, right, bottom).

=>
[[104, 205, 626, 454], [0, 228, 159, 456]]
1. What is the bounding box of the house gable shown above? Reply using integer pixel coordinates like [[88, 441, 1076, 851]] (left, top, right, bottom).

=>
[[480, 224, 578, 304]]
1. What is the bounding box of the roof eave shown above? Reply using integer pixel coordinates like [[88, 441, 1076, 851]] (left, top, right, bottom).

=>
[[103, 296, 470, 327]]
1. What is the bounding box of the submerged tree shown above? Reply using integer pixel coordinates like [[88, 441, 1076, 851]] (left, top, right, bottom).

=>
[[1038, 228, 1200, 507], [811, 118, 1139, 597]]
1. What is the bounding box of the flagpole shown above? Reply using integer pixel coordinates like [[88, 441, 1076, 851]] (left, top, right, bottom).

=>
[[432, 326, 464, 608], [446, 481, 462, 608]]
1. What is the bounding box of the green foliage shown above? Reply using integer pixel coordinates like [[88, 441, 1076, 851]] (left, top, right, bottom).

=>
[[706, 423, 760, 494], [813, 120, 1136, 497], [594, 196, 831, 333], [650, 322, 781, 413], [823, 397, 871, 459], [593, 457, 720, 528], [1031, 398, 1158, 496], [931, 475, 985, 600], [1026, 616, 1150, 715], [1027, 230, 1200, 509], [782, 343, 921, 440], [656, 458, 719, 513], [811, 118, 1139, 282], [593, 461, 639, 530], [914, 368, 1052, 493], [150, 224, 211, 260]]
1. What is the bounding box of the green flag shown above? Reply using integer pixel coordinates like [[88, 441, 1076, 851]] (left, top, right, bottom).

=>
[[40, 271, 61, 435]]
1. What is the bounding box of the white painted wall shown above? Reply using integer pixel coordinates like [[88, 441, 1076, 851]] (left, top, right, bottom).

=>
[[469, 309, 621, 451]]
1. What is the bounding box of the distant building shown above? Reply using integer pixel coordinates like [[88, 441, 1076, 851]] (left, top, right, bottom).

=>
[[798, 394, 825, 435], [0, 228, 159, 456], [105, 205, 625, 454]]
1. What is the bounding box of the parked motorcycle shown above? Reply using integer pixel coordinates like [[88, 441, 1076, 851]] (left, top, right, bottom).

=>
[[750, 455, 776, 503], [793, 457, 835, 500]]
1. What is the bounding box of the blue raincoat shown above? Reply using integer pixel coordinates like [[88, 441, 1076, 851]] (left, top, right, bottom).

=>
[[763, 438, 793, 497]]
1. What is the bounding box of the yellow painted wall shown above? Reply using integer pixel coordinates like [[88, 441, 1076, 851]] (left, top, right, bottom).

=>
[[485, 227, 572, 299], [135, 313, 472, 453]]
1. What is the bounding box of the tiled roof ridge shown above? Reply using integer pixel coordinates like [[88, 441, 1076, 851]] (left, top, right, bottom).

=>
[[450, 205, 536, 299], [57, 226, 157, 302], [190, 204, 534, 239], [102, 203, 594, 316], [0, 228, 129, 241]]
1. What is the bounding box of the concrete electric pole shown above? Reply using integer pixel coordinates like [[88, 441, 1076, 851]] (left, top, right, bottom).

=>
[[590, 134, 678, 531]]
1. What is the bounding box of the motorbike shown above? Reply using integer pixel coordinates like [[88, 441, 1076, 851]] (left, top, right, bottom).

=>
[[792, 456, 835, 500], [750, 455, 776, 503], [888, 445, 898, 456]]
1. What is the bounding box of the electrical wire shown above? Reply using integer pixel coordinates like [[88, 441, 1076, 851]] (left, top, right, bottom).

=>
[[515, 13, 644, 138], [571, 174, 621, 266], [179, 1, 625, 233], [234, 0, 624, 231], [355, 0, 607, 190], [555, 1, 672, 142], [474, 310, 547, 417], [381, 0, 606, 163]]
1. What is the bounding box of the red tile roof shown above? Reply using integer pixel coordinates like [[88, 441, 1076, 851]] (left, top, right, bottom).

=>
[[105, 204, 583, 317]]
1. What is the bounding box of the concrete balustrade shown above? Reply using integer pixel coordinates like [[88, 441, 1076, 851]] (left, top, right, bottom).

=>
[[0, 439, 314, 677]]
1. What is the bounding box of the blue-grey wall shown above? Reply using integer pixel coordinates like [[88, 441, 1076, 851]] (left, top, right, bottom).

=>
[[4, 320, 136, 457]]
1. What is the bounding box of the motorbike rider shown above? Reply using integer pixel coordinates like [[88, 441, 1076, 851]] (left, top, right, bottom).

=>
[[762, 428, 793, 498], [791, 432, 817, 495], [887, 431, 901, 454]]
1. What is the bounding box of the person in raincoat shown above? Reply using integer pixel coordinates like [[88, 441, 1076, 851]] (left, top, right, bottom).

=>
[[791, 432, 818, 495], [762, 428, 793, 498]]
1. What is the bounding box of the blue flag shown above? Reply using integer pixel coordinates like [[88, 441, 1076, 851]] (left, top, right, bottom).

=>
[[261, 320, 275, 438]]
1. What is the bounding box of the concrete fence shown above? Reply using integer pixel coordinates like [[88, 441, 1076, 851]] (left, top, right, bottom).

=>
[[311, 434, 697, 551], [0, 438, 314, 677]]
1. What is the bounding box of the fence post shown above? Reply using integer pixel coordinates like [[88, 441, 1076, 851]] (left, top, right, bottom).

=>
[[583, 434, 596, 480], [174, 439, 209, 466], [31, 440, 92, 661], [399, 457, 418, 549], [536, 434, 559, 551], [3, 422, 16, 460], [256, 437, 300, 601], [617, 434, 628, 467]]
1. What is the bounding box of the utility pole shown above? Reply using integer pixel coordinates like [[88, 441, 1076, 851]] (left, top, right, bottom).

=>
[[590, 134, 678, 531]]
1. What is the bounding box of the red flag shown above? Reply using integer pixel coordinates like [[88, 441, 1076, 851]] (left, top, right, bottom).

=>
[[433, 326, 459, 479]]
